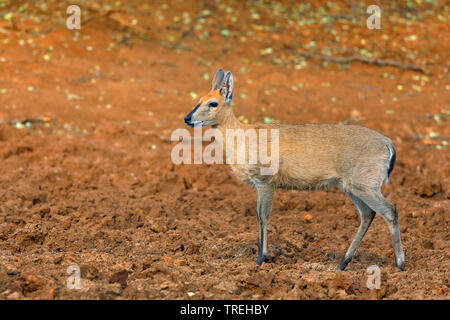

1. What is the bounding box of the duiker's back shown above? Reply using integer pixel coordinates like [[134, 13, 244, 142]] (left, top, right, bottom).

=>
[[270, 123, 393, 190]]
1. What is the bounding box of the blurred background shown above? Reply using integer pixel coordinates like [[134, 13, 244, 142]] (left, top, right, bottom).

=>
[[0, 0, 448, 300]]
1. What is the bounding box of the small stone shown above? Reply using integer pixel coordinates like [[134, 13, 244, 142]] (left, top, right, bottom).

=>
[[21, 275, 43, 295], [109, 270, 128, 289], [423, 240, 434, 249], [6, 266, 19, 275]]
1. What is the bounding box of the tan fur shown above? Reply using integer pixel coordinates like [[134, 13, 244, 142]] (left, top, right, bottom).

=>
[[193, 98, 391, 191]]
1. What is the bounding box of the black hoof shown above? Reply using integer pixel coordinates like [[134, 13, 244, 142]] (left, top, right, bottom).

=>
[[396, 262, 406, 271], [256, 255, 266, 266], [336, 257, 351, 271]]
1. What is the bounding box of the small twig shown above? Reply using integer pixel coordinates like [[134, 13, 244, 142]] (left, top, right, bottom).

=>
[[30, 22, 65, 36], [411, 136, 450, 141], [28, 10, 124, 36], [170, 26, 194, 51], [295, 51, 428, 74]]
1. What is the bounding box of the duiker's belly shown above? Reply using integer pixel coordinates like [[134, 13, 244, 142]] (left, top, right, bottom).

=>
[[227, 123, 389, 189], [273, 156, 342, 190], [229, 158, 341, 190]]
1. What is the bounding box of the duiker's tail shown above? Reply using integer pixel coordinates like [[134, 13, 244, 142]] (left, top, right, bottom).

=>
[[385, 144, 396, 184]]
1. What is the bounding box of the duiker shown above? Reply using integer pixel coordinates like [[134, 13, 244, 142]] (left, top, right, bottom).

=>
[[184, 69, 405, 270]]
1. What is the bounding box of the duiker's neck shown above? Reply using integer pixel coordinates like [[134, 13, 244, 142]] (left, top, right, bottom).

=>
[[217, 106, 241, 130]]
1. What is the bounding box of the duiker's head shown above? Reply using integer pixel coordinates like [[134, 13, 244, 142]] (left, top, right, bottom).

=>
[[184, 69, 234, 127]]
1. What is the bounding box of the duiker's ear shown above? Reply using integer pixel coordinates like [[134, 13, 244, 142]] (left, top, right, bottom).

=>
[[212, 69, 225, 90], [221, 71, 234, 104]]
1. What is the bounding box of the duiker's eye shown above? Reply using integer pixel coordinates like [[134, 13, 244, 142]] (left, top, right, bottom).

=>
[[208, 101, 218, 108]]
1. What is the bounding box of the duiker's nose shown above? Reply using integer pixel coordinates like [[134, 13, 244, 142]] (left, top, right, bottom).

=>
[[184, 103, 200, 126]]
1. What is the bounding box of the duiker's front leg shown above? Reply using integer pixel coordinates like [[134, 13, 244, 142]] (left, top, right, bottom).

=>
[[255, 184, 275, 266]]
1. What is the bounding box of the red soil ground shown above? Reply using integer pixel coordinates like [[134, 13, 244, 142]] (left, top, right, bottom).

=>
[[0, 0, 448, 299]]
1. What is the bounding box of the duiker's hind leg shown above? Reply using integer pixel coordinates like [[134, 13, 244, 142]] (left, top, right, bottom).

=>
[[351, 189, 405, 270], [336, 193, 376, 270], [255, 184, 275, 266]]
